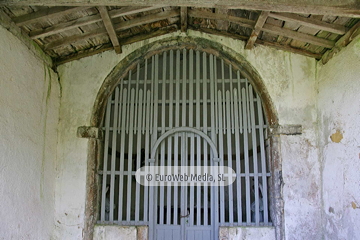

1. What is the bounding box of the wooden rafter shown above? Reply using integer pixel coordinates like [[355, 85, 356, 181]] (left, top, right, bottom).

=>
[[97, 6, 121, 54], [245, 11, 269, 49], [13, 6, 91, 26], [55, 25, 178, 65], [215, 8, 229, 31], [180, 6, 187, 32], [188, 9, 336, 48], [190, 26, 249, 41], [262, 23, 336, 48], [322, 21, 360, 64], [1, 0, 360, 18], [188, 9, 254, 29], [268, 12, 348, 35], [0, 9, 53, 66], [44, 9, 179, 50], [255, 39, 322, 58], [29, 6, 160, 39]]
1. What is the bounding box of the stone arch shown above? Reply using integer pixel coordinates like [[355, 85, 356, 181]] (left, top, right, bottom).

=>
[[84, 36, 281, 240]]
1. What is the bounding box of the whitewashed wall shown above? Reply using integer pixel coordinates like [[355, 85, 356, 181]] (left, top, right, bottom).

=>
[[317, 36, 360, 240], [1, 20, 358, 240], [0, 25, 60, 239], [55, 30, 321, 239]]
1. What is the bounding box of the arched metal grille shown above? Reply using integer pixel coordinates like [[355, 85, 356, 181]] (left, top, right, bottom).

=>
[[98, 49, 271, 230]]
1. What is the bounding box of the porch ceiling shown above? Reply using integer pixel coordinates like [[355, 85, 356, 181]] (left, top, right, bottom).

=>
[[0, 0, 359, 66]]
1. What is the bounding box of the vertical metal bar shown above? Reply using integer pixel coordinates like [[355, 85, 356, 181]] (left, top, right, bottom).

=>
[[118, 78, 124, 134], [142, 59, 148, 135], [237, 71, 243, 134], [221, 59, 226, 134], [159, 51, 167, 225], [180, 132, 187, 237], [117, 89, 127, 222], [143, 90, 151, 222], [148, 55, 158, 240], [195, 50, 201, 226], [209, 54, 215, 135], [169, 50, 174, 130], [195, 51, 201, 129], [152, 54, 159, 144], [159, 143, 165, 224], [100, 98, 111, 222], [167, 50, 173, 225], [135, 89, 143, 222], [151, 53, 160, 229], [169, 50, 174, 128], [126, 70, 132, 134], [217, 90, 225, 224], [210, 54, 219, 240], [256, 92, 269, 223], [233, 89, 242, 223], [202, 52, 208, 226], [229, 64, 235, 134], [173, 49, 180, 225], [134, 63, 140, 134], [225, 90, 234, 224], [242, 87, 251, 224], [126, 88, 136, 222], [214, 56, 218, 134], [249, 85, 260, 224], [150, 56, 155, 135], [182, 49, 187, 126], [109, 87, 120, 222], [188, 49, 195, 226], [162, 51, 167, 134], [166, 137, 172, 225], [245, 79, 251, 133]]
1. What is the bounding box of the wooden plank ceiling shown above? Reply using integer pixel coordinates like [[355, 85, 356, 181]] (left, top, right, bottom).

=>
[[0, 2, 359, 66]]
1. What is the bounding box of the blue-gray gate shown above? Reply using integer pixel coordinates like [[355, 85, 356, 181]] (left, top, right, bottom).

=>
[[148, 127, 220, 240], [98, 49, 271, 239]]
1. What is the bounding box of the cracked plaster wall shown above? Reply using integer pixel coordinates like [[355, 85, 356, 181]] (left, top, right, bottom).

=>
[[317, 35, 360, 240]]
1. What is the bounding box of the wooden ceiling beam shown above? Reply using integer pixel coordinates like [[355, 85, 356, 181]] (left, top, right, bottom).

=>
[[245, 11, 269, 49], [44, 9, 179, 50], [55, 25, 178, 66], [180, 7, 187, 32], [268, 12, 348, 35], [1, 0, 360, 18], [29, 6, 160, 39], [262, 23, 336, 48], [97, 6, 121, 54], [115, 9, 179, 31], [188, 9, 254, 29], [188, 9, 335, 48], [215, 8, 229, 31], [13, 6, 91, 26], [29, 13, 101, 39], [255, 39, 322, 59], [0, 9, 53, 66], [322, 21, 360, 64]]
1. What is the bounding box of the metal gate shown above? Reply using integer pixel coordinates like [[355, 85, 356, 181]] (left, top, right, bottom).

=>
[[98, 49, 271, 239], [149, 128, 218, 240]]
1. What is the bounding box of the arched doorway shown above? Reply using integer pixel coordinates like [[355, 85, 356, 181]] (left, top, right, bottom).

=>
[[95, 48, 273, 239]]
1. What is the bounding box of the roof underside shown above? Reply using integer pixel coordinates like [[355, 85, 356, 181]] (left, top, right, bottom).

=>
[[1, 2, 359, 66]]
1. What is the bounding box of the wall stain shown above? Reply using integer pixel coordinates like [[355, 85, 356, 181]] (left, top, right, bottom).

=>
[[330, 130, 343, 143], [40, 64, 52, 199]]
